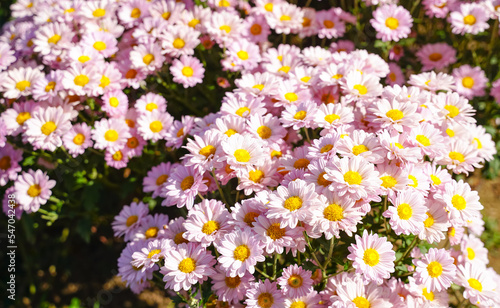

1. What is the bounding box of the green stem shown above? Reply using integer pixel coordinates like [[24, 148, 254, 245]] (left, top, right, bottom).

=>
[[304, 128, 311, 144], [272, 254, 278, 280], [303, 231, 326, 272], [212, 169, 229, 206], [323, 237, 335, 270], [383, 195, 390, 235], [396, 236, 419, 264], [255, 267, 271, 279]]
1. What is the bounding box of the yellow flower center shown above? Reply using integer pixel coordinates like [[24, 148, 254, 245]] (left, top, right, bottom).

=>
[[430, 175, 441, 186], [173, 38, 185, 49], [219, 25, 231, 33], [449, 151, 465, 163], [100, 75, 110, 88], [352, 297, 370, 308], [74, 74, 89, 87], [147, 249, 162, 259], [161, 11, 171, 20], [267, 223, 286, 240], [280, 15, 291, 21], [353, 84, 368, 95], [323, 203, 344, 221], [293, 110, 307, 120], [323, 20, 335, 29], [257, 292, 274, 308], [451, 194, 466, 210], [473, 137, 482, 149], [243, 212, 259, 227], [284, 92, 298, 102], [188, 18, 200, 28], [448, 227, 456, 237], [178, 257, 196, 273], [16, 112, 31, 125], [225, 276, 241, 288], [16, 80, 31, 91], [143, 53, 155, 65], [180, 176, 195, 191], [131, 8, 141, 18], [108, 97, 119, 107], [397, 203, 413, 220], [225, 129, 237, 137], [424, 212, 435, 228], [155, 174, 168, 186], [380, 175, 397, 188], [317, 172, 332, 187], [385, 17, 399, 30], [293, 158, 310, 169], [422, 288, 435, 301], [467, 247, 475, 260], [444, 105, 459, 118], [199, 145, 216, 158], [344, 171, 362, 185], [290, 301, 307, 308], [237, 50, 249, 60], [233, 244, 250, 261], [174, 232, 188, 245], [93, 8, 106, 17], [27, 184, 41, 197], [363, 248, 380, 267], [41, 121, 57, 135], [253, 84, 264, 91], [256, 125, 272, 139], [324, 114, 340, 124], [144, 102, 157, 112], [468, 278, 482, 291], [250, 24, 262, 35], [427, 261, 443, 278], [300, 76, 311, 83], [408, 175, 418, 188], [288, 274, 303, 288], [283, 196, 303, 211], [235, 106, 250, 117], [416, 135, 431, 146], [125, 215, 138, 227], [352, 144, 369, 156], [264, 3, 273, 11], [463, 14, 476, 25], [104, 129, 118, 142], [278, 65, 291, 73], [149, 120, 163, 133], [249, 169, 264, 183], [446, 128, 455, 137], [202, 220, 219, 235], [462, 76, 474, 89], [145, 226, 158, 239], [429, 53, 442, 62], [234, 149, 251, 162], [386, 109, 404, 121], [48, 34, 61, 44], [320, 144, 333, 153], [73, 133, 85, 145], [182, 66, 194, 77], [93, 41, 106, 51]]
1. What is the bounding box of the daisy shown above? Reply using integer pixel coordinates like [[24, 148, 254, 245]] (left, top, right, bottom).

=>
[[132, 213, 169, 241], [183, 199, 232, 247], [416, 43, 457, 71], [243, 14, 271, 43], [92, 118, 131, 153], [24, 106, 72, 152], [0, 66, 43, 99], [150, 0, 185, 24], [347, 230, 396, 285], [170, 55, 205, 88], [160, 242, 216, 292], [452, 65, 488, 99], [265, 2, 303, 35], [332, 274, 392, 307], [246, 114, 287, 145], [80, 0, 116, 20], [32, 22, 72, 56], [135, 92, 168, 114], [237, 163, 280, 196], [220, 92, 267, 119], [383, 190, 427, 236], [206, 11, 244, 45], [211, 265, 255, 304], [143, 162, 176, 199], [229, 198, 267, 229], [101, 90, 129, 118], [414, 248, 456, 292], [165, 116, 195, 149], [459, 234, 489, 266], [418, 200, 450, 244], [0, 42, 16, 71], [137, 110, 173, 142], [105, 149, 130, 169], [307, 133, 340, 161], [253, 215, 303, 255], [407, 122, 445, 159], [183, 130, 224, 172], [220, 134, 266, 171], [433, 92, 476, 125], [340, 70, 382, 100], [31, 70, 64, 102], [408, 71, 455, 93], [112, 201, 149, 241], [278, 265, 313, 299], [433, 179, 483, 225], [267, 179, 320, 228], [217, 228, 265, 277], [0, 143, 23, 186], [117, 0, 151, 28], [62, 64, 100, 96], [324, 156, 382, 201], [62, 123, 93, 158], [274, 80, 312, 107], [313, 103, 354, 129], [316, 9, 345, 39], [118, 241, 154, 289], [245, 279, 285, 308], [161, 164, 208, 210], [449, 3, 490, 35], [131, 238, 170, 270], [437, 139, 482, 175], [457, 263, 497, 307], [368, 98, 420, 133], [281, 101, 317, 130], [130, 42, 165, 72], [370, 4, 413, 42], [337, 130, 385, 164], [224, 39, 261, 71], [14, 169, 56, 212], [235, 72, 279, 97], [160, 24, 200, 57], [81, 31, 118, 58]]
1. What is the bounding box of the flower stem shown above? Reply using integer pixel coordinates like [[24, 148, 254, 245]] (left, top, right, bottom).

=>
[[396, 236, 419, 264], [255, 266, 271, 279], [211, 169, 229, 207]]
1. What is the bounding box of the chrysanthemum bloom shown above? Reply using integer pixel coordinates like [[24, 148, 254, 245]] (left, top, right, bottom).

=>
[[161, 242, 216, 292], [0, 143, 23, 186], [137, 110, 173, 142], [112, 201, 149, 241], [281, 101, 317, 130], [24, 106, 72, 152], [81, 31, 118, 58], [14, 169, 56, 212], [235, 72, 279, 97], [165, 116, 195, 149], [452, 65, 488, 99], [408, 71, 455, 93], [143, 162, 176, 199], [245, 279, 285, 308], [183, 130, 223, 172], [314, 103, 354, 130], [433, 92, 476, 125], [325, 156, 382, 201], [368, 98, 420, 133], [32, 22, 72, 56], [220, 92, 267, 119], [459, 234, 489, 266], [416, 43, 457, 71], [347, 230, 396, 285], [118, 241, 155, 291], [220, 134, 266, 171], [370, 4, 412, 42], [457, 263, 497, 307], [414, 248, 456, 292], [105, 148, 130, 169], [130, 42, 165, 72], [316, 9, 345, 39], [161, 165, 208, 209], [340, 71, 382, 100], [433, 179, 482, 225], [62, 64, 100, 96], [206, 11, 244, 45], [247, 114, 287, 145], [0, 66, 43, 99], [132, 238, 170, 270], [211, 265, 255, 304], [407, 122, 445, 159], [224, 39, 261, 71], [337, 130, 385, 164], [331, 274, 393, 307], [229, 198, 266, 230], [253, 215, 304, 255], [62, 123, 93, 158], [101, 90, 129, 118], [418, 200, 450, 244], [267, 179, 320, 228], [438, 140, 482, 175], [243, 14, 271, 43], [92, 118, 131, 153], [170, 55, 205, 88], [449, 3, 490, 35], [0, 42, 16, 71], [422, 0, 457, 18], [217, 228, 265, 277], [383, 190, 426, 236], [132, 213, 169, 242], [276, 264, 313, 299], [265, 2, 304, 35], [160, 24, 200, 57], [118, 0, 151, 28], [135, 92, 168, 114]]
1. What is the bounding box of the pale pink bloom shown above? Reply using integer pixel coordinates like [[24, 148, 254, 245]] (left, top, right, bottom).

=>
[[437, 140, 482, 175], [101, 90, 129, 118], [245, 279, 285, 308], [278, 264, 313, 299], [117, 0, 151, 28], [62, 64, 100, 96], [1, 101, 39, 136], [183, 130, 223, 172], [165, 116, 195, 149], [81, 31, 118, 58], [206, 11, 244, 45], [316, 9, 345, 39], [433, 179, 483, 225], [385, 62, 405, 86], [211, 265, 255, 304], [370, 4, 413, 42], [340, 71, 382, 100], [448, 225, 465, 246], [224, 39, 261, 71], [376, 163, 412, 197], [137, 110, 173, 142], [418, 199, 450, 244], [161, 24, 200, 57], [281, 101, 317, 130], [0, 143, 23, 186], [314, 103, 354, 129], [32, 70, 64, 102], [449, 3, 490, 35], [220, 134, 267, 171], [301, 46, 333, 67], [0, 66, 43, 99], [459, 234, 489, 266], [143, 162, 176, 199], [273, 80, 312, 107], [161, 164, 207, 209], [229, 198, 267, 229], [170, 55, 205, 88], [368, 98, 420, 133], [331, 274, 393, 307], [452, 65, 488, 99], [384, 189, 426, 235], [62, 123, 93, 158], [347, 230, 396, 285], [416, 43, 457, 71], [14, 169, 56, 212], [32, 22, 73, 56], [220, 92, 267, 119], [414, 248, 457, 292], [265, 2, 303, 35], [422, 0, 457, 18], [130, 42, 165, 72], [92, 118, 131, 153], [132, 238, 170, 270], [243, 14, 271, 43], [253, 215, 303, 254], [149, 0, 185, 25], [0, 42, 16, 71], [80, 0, 116, 21], [118, 241, 155, 289], [24, 106, 72, 152], [160, 242, 216, 291], [234, 72, 279, 97], [433, 92, 476, 125], [105, 148, 130, 169], [246, 114, 287, 145], [132, 213, 169, 241], [457, 263, 497, 307], [337, 130, 385, 164], [307, 133, 340, 161], [237, 163, 280, 196], [112, 201, 149, 241], [407, 122, 445, 158]]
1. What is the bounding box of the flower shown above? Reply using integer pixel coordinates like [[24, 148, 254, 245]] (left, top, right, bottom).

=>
[[170, 55, 205, 88], [370, 4, 413, 42], [137, 110, 173, 142], [0, 143, 23, 186], [220, 134, 267, 171], [24, 106, 72, 152], [449, 3, 490, 35], [383, 189, 427, 235], [416, 43, 457, 71], [277, 265, 313, 299], [211, 265, 255, 304], [14, 169, 56, 213], [414, 248, 457, 292], [161, 164, 208, 209], [112, 201, 149, 241], [457, 263, 497, 307], [452, 65, 488, 99], [62, 123, 93, 157], [92, 118, 131, 153], [245, 279, 285, 308], [0, 67, 43, 99], [131, 238, 170, 270], [433, 179, 483, 225], [347, 230, 396, 284], [160, 242, 216, 292]]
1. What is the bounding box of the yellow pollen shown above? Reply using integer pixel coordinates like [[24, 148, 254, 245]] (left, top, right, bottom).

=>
[[278, 65, 290, 73], [237, 50, 249, 60], [100, 75, 110, 88], [267, 223, 285, 240], [317, 172, 332, 187], [131, 8, 141, 18], [199, 145, 216, 158], [73, 133, 85, 145], [444, 105, 459, 118], [430, 175, 441, 186], [386, 109, 404, 121], [109, 97, 119, 107], [385, 17, 399, 30], [234, 149, 251, 162], [162, 11, 171, 20], [180, 176, 195, 191], [257, 292, 274, 308], [397, 203, 413, 220], [64, 8, 75, 14], [178, 257, 196, 273], [332, 74, 343, 79], [27, 184, 41, 197], [300, 76, 311, 83], [225, 276, 241, 288], [467, 247, 475, 260], [416, 135, 431, 146], [15, 80, 31, 91], [188, 18, 200, 28], [144, 102, 158, 112], [408, 175, 418, 187], [0, 156, 11, 170], [156, 174, 168, 186], [174, 232, 188, 244], [182, 66, 194, 77], [290, 301, 307, 308], [257, 125, 272, 139], [41, 121, 57, 136], [323, 203, 344, 221], [280, 15, 291, 21], [352, 297, 370, 308], [16, 112, 31, 125], [147, 249, 161, 259], [422, 288, 435, 301], [235, 106, 250, 117], [176, 127, 184, 138], [149, 120, 163, 133], [424, 212, 435, 228], [394, 142, 404, 149], [145, 226, 158, 239], [264, 3, 273, 11], [202, 220, 220, 235], [352, 144, 369, 156], [320, 144, 333, 153], [143, 53, 155, 65], [225, 129, 237, 137], [323, 20, 334, 29], [451, 194, 466, 210], [249, 169, 265, 183], [363, 248, 380, 267], [112, 150, 123, 161], [472, 137, 482, 149], [125, 215, 138, 227], [380, 175, 397, 188], [288, 274, 303, 288], [463, 14, 476, 25], [250, 24, 262, 35], [74, 74, 89, 87], [344, 171, 362, 185], [47, 34, 61, 45], [42, 81, 56, 93], [303, 17, 311, 27], [325, 114, 340, 124], [449, 151, 465, 163], [293, 158, 310, 169], [173, 38, 185, 49], [93, 8, 106, 17], [294, 110, 307, 120], [468, 278, 482, 291], [353, 84, 368, 95], [104, 129, 118, 142], [271, 150, 282, 158], [219, 25, 231, 33], [253, 84, 265, 91], [284, 92, 298, 102], [283, 196, 303, 211], [93, 41, 106, 51], [233, 244, 250, 261], [448, 227, 456, 237], [427, 261, 443, 278], [462, 76, 474, 89], [243, 212, 259, 227], [446, 128, 455, 137]]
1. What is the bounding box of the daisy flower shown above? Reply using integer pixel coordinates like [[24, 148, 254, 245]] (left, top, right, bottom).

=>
[[143, 162, 176, 199], [237, 163, 280, 196], [337, 130, 385, 164], [452, 65, 488, 99], [433, 92, 476, 125], [160, 242, 216, 292], [0, 42, 16, 71], [267, 179, 320, 228], [449, 3, 490, 35], [131, 238, 170, 270], [101, 90, 129, 118], [183, 130, 224, 172], [211, 265, 255, 304], [307, 133, 340, 161], [245, 279, 285, 308], [81, 31, 118, 58], [313, 103, 354, 129], [414, 248, 456, 292], [0, 101, 38, 136], [332, 274, 393, 307], [0, 66, 43, 99], [459, 234, 489, 266], [416, 43, 457, 71], [224, 39, 261, 71], [324, 156, 382, 201], [229, 198, 267, 229], [273, 80, 312, 107], [137, 110, 173, 142], [284, 291, 321, 308], [433, 179, 483, 225], [161, 164, 208, 210], [24, 106, 72, 152], [170, 55, 205, 88], [217, 228, 265, 277], [418, 200, 450, 244], [132, 213, 169, 241], [160, 24, 200, 57], [246, 114, 287, 145], [0, 143, 23, 186], [266, 2, 303, 35], [370, 4, 413, 42], [457, 263, 497, 307], [62, 64, 100, 96], [105, 149, 130, 169], [316, 9, 345, 39], [220, 134, 266, 171], [134, 92, 168, 114], [220, 92, 267, 119], [408, 122, 445, 158], [281, 101, 317, 130], [118, 241, 154, 289], [253, 215, 303, 254], [383, 189, 427, 236], [92, 118, 131, 153], [206, 11, 244, 45], [408, 71, 455, 93], [278, 264, 313, 299], [14, 169, 56, 212], [112, 201, 149, 241], [340, 71, 382, 100], [62, 123, 93, 158], [117, 0, 151, 28], [243, 14, 271, 43], [32, 22, 72, 56], [130, 42, 165, 72], [347, 230, 396, 285], [437, 139, 482, 175], [235, 72, 278, 97]]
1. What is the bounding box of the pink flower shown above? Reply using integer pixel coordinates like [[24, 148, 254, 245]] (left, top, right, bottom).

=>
[[449, 3, 490, 35], [452, 65, 488, 99], [278, 264, 313, 299], [416, 43, 457, 71], [170, 55, 205, 88], [14, 169, 56, 213], [370, 4, 413, 42], [414, 248, 457, 292]]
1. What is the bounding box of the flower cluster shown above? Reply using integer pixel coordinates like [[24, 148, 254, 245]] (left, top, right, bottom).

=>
[[1, 0, 500, 307]]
